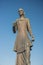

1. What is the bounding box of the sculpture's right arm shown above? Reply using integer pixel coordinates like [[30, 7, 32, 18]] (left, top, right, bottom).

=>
[[13, 22, 17, 33]]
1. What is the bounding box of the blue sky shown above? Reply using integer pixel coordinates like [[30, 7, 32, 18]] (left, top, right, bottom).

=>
[[0, 0, 43, 65]]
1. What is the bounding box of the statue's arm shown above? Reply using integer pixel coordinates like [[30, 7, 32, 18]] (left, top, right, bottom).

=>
[[13, 22, 17, 33], [27, 19, 34, 41], [27, 19, 32, 36]]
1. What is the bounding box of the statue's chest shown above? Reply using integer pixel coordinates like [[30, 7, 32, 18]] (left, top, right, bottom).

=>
[[17, 19, 26, 27]]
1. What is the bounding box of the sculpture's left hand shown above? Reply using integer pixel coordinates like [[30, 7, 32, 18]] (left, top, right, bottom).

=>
[[32, 35, 35, 42]]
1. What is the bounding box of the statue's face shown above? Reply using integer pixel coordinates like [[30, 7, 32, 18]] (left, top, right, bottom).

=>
[[18, 10, 24, 16]]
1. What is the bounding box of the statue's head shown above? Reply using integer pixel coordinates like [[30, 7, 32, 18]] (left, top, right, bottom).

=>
[[18, 8, 24, 16]]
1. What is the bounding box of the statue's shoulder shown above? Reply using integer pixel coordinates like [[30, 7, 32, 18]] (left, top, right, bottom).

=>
[[16, 18, 20, 21], [13, 19, 18, 26], [25, 18, 30, 21], [13, 18, 20, 25], [25, 18, 30, 23]]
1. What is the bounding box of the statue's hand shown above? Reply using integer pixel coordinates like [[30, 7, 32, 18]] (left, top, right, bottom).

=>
[[31, 35, 35, 42], [13, 26, 16, 33]]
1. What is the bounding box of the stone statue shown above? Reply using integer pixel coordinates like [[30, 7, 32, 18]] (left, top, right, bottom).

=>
[[12, 8, 35, 65]]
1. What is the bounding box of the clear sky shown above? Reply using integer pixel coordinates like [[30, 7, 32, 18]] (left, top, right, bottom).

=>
[[0, 0, 43, 65]]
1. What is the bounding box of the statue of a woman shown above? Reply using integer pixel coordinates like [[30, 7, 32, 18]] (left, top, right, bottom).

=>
[[13, 8, 34, 65]]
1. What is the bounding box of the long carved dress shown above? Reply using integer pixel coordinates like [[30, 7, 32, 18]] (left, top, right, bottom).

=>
[[13, 17, 32, 65]]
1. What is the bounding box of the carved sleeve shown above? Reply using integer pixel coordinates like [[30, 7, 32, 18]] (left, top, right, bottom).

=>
[[27, 19, 33, 36]]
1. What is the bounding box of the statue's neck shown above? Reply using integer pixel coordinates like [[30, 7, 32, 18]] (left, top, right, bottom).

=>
[[20, 15, 25, 18]]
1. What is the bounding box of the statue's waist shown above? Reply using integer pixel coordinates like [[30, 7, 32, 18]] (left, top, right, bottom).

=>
[[18, 30, 28, 35]]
